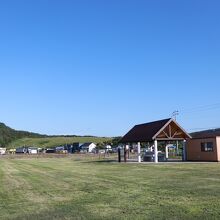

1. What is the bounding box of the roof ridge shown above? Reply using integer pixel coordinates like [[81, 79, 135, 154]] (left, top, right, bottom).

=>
[[134, 118, 171, 127]]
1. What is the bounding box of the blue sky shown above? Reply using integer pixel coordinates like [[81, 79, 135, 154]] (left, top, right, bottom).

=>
[[0, 0, 220, 136]]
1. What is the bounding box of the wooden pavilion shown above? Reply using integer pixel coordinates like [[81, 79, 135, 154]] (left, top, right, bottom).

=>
[[120, 118, 191, 163]]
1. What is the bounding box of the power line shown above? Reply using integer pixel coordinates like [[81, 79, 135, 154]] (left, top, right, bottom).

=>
[[170, 102, 220, 120], [170, 102, 220, 132], [180, 102, 220, 114], [188, 126, 220, 132]]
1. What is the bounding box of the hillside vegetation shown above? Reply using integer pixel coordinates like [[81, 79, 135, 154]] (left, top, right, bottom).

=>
[[7, 136, 113, 149], [0, 122, 114, 148], [0, 123, 45, 147]]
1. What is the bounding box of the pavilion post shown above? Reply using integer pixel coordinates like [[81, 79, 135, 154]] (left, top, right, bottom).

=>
[[118, 147, 121, 163], [176, 140, 179, 156], [182, 140, 187, 161], [165, 145, 169, 161], [154, 140, 158, 163], [137, 142, 141, 163], [124, 144, 127, 163]]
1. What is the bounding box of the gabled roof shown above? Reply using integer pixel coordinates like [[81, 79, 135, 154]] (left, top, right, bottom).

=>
[[191, 129, 220, 139], [120, 119, 170, 143], [120, 118, 191, 143], [80, 142, 95, 148]]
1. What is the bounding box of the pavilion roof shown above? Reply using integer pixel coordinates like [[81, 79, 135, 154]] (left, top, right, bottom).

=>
[[120, 118, 191, 143]]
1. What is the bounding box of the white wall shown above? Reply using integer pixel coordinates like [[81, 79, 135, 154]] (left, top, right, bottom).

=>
[[88, 143, 96, 153]]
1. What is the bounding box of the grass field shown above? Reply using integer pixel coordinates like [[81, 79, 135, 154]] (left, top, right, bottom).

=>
[[0, 156, 220, 220], [7, 136, 112, 149]]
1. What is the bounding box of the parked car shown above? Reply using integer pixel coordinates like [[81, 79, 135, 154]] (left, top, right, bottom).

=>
[[55, 146, 68, 154], [9, 149, 16, 154], [45, 148, 55, 153], [28, 147, 38, 154], [16, 147, 28, 154], [98, 149, 106, 154], [112, 148, 118, 153]]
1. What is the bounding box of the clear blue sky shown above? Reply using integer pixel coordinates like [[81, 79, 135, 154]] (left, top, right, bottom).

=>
[[0, 0, 220, 136]]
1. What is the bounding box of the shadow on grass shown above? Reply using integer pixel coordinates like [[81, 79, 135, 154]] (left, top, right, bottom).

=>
[[82, 159, 117, 164]]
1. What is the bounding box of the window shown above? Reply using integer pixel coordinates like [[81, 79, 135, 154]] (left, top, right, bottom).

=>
[[201, 142, 214, 152]]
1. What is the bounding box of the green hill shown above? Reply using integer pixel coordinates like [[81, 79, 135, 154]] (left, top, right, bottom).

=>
[[0, 123, 45, 147], [0, 122, 114, 149], [7, 136, 113, 149]]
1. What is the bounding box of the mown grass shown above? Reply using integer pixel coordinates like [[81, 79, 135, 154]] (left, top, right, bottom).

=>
[[0, 156, 220, 220], [7, 136, 112, 149]]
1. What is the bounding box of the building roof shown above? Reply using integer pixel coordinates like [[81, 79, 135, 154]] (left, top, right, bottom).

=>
[[190, 129, 220, 139], [80, 142, 95, 148], [120, 118, 171, 143], [120, 118, 191, 143]]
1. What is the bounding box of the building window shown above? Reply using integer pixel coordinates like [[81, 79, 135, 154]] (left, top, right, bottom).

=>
[[201, 142, 214, 152]]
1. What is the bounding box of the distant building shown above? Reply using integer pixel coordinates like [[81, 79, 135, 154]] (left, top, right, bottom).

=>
[[72, 143, 81, 153], [0, 148, 6, 155], [28, 147, 38, 154], [80, 143, 96, 153], [187, 129, 220, 162]]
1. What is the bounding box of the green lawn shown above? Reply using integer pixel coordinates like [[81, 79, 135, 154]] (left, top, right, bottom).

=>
[[0, 156, 220, 220]]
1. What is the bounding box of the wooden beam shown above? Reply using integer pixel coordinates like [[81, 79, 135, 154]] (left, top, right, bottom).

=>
[[169, 125, 172, 138], [172, 131, 178, 138], [163, 131, 170, 138], [153, 119, 192, 140]]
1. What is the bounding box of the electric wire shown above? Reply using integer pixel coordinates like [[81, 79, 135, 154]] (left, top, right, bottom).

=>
[[172, 102, 220, 132]]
